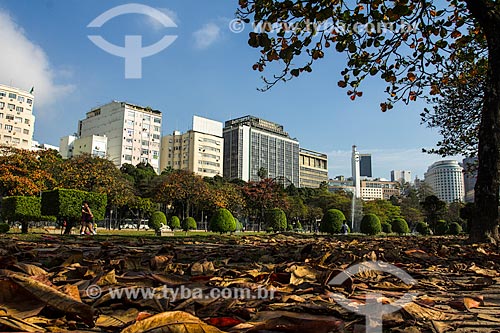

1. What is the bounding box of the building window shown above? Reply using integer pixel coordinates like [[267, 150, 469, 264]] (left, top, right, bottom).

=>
[[14, 127, 21, 132], [143, 115, 151, 122], [26, 99, 32, 105], [6, 115, 14, 120], [124, 155, 132, 161], [8, 104, 15, 110], [127, 111, 135, 118], [0, 102, 4, 109], [153, 117, 161, 124], [141, 148, 149, 155], [24, 119, 30, 124], [23, 129, 29, 135], [154, 126, 160, 132], [8, 93, 16, 99], [17, 96, 25, 103], [0, 91, 5, 97], [5, 125, 12, 131], [15, 106, 23, 112], [0, 113, 3, 118], [15, 117, 22, 123], [12, 138, 20, 144], [152, 134, 160, 140]]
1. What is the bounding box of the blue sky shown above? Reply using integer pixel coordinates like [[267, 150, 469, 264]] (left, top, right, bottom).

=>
[[0, 0, 462, 179]]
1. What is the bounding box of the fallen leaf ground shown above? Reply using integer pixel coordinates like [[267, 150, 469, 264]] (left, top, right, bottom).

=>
[[0, 233, 499, 332]]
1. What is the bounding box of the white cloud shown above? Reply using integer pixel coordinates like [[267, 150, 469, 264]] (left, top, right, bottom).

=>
[[327, 148, 463, 180], [0, 11, 73, 110], [193, 22, 221, 49], [144, 7, 179, 31]]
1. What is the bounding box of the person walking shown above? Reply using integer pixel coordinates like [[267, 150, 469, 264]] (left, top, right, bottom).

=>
[[81, 201, 96, 235]]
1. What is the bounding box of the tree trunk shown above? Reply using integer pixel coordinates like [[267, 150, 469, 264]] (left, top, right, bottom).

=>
[[21, 221, 28, 234], [467, 1, 500, 243]]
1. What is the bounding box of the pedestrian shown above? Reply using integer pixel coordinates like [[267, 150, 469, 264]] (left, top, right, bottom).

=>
[[81, 201, 96, 235], [341, 220, 349, 235]]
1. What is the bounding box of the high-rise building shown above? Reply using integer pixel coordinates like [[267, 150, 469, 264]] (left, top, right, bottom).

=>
[[352, 145, 361, 198], [60, 135, 107, 159], [223, 115, 299, 186], [391, 170, 412, 184], [424, 160, 465, 203], [462, 157, 477, 202], [360, 154, 372, 177], [160, 116, 223, 177], [78, 101, 162, 173], [0, 84, 35, 150], [299, 148, 328, 188]]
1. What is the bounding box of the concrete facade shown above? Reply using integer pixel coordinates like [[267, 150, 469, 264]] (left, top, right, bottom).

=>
[[78, 101, 162, 173], [0, 84, 35, 150], [160, 116, 223, 177], [424, 160, 465, 203], [223, 116, 299, 186], [299, 148, 328, 188]]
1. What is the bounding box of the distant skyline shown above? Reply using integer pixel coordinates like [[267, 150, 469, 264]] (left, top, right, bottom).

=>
[[0, 0, 463, 179]]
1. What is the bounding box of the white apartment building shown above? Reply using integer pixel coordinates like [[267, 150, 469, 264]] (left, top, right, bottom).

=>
[[160, 116, 223, 177], [424, 160, 465, 203], [78, 101, 162, 173], [0, 84, 35, 149], [60, 135, 107, 159]]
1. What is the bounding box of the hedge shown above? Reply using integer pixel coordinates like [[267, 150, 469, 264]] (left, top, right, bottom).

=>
[[391, 218, 410, 235], [264, 208, 287, 232], [41, 189, 107, 234], [320, 209, 345, 234], [149, 211, 166, 232], [1, 196, 43, 233], [182, 217, 197, 232], [360, 214, 382, 235], [209, 209, 236, 234]]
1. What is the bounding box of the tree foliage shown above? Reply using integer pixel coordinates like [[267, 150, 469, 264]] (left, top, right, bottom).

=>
[[237, 0, 500, 242]]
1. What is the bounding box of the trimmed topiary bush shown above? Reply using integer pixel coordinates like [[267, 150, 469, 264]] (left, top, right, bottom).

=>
[[2, 196, 41, 234], [435, 220, 449, 235], [169, 216, 181, 230], [391, 218, 410, 235], [360, 214, 382, 235], [182, 217, 197, 232], [0, 223, 9, 234], [209, 209, 236, 234], [448, 222, 463, 235], [41, 189, 107, 234], [264, 208, 287, 232], [381, 222, 392, 234], [149, 211, 167, 233], [320, 209, 345, 234], [415, 221, 431, 235]]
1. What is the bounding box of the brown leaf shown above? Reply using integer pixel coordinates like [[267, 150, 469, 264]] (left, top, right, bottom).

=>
[[0, 314, 47, 332], [96, 308, 139, 328], [120, 311, 223, 333], [9, 274, 94, 326]]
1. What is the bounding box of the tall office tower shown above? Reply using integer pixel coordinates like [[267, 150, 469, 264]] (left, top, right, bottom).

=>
[[360, 153, 372, 177], [462, 157, 477, 202], [391, 170, 412, 184], [160, 116, 223, 177], [0, 84, 35, 150], [78, 101, 162, 173], [299, 148, 328, 188], [424, 160, 465, 203], [223, 115, 300, 186], [352, 145, 361, 198]]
